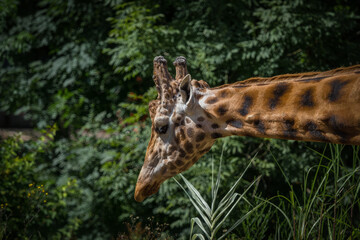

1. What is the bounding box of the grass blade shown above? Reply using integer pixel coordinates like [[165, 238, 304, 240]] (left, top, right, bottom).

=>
[[174, 177, 212, 229], [211, 149, 223, 215], [191, 217, 211, 239], [214, 155, 256, 217], [218, 201, 265, 240], [180, 174, 212, 218], [192, 234, 206, 240], [212, 176, 261, 236]]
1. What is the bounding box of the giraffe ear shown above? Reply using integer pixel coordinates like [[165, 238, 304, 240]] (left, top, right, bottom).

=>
[[179, 74, 193, 105]]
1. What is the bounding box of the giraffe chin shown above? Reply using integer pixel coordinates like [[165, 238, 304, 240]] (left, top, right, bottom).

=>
[[134, 180, 161, 202]]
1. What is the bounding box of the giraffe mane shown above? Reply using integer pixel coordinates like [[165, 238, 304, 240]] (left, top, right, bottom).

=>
[[211, 64, 360, 89]]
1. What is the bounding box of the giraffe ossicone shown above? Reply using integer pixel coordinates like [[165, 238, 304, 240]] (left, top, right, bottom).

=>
[[134, 56, 360, 202]]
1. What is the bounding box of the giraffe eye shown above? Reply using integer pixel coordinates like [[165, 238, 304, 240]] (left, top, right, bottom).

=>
[[156, 125, 168, 134]]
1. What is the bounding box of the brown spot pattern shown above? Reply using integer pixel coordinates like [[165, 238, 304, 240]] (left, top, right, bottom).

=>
[[175, 159, 184, 166], [305, 121, 326, 140], [169, 146, 177, 153], [187, 128, 194, 138], [226, 119, 243, 128], [179, 149, 186, 158], [206, 97, 218, 104], [184, 141, 194, 153], [216, 105, 228, 116], [211, 133, 222, 139], [301, 89, 314, 107], [197, 116, 205, 122], [254, 120, 265, 134], [269, 83, 289, 109], [169, 163, 176, 170], [283, 119, 296, 138], [239, 96, 252, 116], [195, 132, 205, 142], [220, 90, 230, 98], [180, 128, 186, 140]]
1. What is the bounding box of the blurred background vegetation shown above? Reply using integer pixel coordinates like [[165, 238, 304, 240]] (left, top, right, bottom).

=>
[[0, 0, 359, 239]]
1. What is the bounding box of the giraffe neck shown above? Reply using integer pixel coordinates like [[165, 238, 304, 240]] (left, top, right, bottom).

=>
[[195, 66, 360, 145]]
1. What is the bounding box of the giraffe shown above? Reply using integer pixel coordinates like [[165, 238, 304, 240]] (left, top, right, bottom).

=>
[[134, 56, 360, 202]]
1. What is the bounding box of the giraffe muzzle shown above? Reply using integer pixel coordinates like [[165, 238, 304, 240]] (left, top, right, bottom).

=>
[[134, 179, 160, 202]]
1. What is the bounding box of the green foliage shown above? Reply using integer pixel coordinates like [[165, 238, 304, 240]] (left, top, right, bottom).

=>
[[0, 134, 41, 239], [240, 0, 360, 76], [1, 0, 359, 239], [0, 0, 122, 131], [105, 0, 360, 85], [176, 145, 360, 240], [116, 215, 174, 240], [266, 145, 360, 239], [0, 126, 81, 239], [105, 2, 179, 81], [175, 155, 263, 239]]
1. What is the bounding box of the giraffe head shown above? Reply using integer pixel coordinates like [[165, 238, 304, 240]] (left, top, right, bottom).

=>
[[134, 56, 215, 202]]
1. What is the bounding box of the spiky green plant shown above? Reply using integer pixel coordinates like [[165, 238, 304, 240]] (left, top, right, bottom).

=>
[[268, 144, 360, 240], [174, 153, 263, 240], [176, 144, 360, 240]]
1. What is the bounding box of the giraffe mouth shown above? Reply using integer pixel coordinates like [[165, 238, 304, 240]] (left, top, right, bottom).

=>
[[134, 180, 161, 202]]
